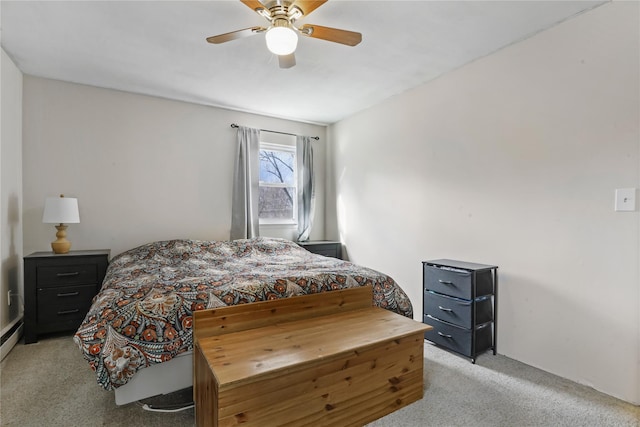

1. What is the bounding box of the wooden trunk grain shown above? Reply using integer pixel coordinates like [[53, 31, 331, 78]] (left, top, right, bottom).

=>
[[194, 287, 431, 427]]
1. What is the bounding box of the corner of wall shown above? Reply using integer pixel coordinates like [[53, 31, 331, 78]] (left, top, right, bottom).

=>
[[1, 48, 25, 351]]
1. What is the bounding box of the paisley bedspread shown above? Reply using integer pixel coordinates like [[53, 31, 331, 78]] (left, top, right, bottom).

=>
[[74, 237, 413, 391]]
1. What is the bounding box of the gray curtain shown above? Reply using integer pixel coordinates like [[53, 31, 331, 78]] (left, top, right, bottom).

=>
[[230, 126, 260, 240], [296, 135, 315, 241]]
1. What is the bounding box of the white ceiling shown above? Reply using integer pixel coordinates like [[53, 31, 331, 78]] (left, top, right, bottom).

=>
[[1, 1, 606, 125]]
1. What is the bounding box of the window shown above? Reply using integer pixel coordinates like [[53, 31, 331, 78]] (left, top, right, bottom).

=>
[[259, 143, 297, 224]]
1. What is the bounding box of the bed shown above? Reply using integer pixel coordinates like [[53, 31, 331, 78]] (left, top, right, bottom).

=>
[[73, 237, 413, 405]]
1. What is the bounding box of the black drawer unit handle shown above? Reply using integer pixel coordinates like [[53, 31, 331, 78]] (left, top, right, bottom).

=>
[[437, 331, 453, 339], [56, 271, 80, 277], [57, 309, 80, 315], [438, 279, 454, 285], [57, 291, 80, 297], [438, 306, 453, 312]]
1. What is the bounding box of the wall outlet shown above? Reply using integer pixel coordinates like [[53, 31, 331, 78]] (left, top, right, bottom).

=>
[[615, 188, 637, 212]]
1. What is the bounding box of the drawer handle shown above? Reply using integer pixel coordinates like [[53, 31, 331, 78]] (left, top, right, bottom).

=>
[[57, 272, 80, 277], [437, 331, 453, 339], [438, 279, 454, 285], [57, 291, 80, 297], [57, 309, 79, 315], [438, 306, 453, 312]]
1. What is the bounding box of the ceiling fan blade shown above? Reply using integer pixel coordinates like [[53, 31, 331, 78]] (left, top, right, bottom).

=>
[[279, 53, 296, 69], [299, 24, 362, 46], [206, 26, 266, 44], [290, 1, 327, 17]]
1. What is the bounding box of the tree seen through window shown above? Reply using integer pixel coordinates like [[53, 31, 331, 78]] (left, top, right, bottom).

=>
[[259, 145, 296, 222]]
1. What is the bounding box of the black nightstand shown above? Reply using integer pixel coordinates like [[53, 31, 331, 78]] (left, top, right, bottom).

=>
[[297, 241, 343, 259], [23, 249, 110, 344]]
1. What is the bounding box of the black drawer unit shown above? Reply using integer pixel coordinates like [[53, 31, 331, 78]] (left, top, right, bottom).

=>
[[422, 259, 498, 363], [24, 249, 110, 344], [297, 240, 343, 259]]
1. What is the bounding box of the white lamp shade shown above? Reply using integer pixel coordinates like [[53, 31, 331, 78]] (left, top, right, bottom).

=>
[[265, 26, 298, 56], [42, 196, 80, 224]]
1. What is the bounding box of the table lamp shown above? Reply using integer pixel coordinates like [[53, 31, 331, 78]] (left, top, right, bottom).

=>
[[42, 194, 80, 254]]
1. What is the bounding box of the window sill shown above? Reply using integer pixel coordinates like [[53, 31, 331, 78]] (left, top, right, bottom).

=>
[[259, 222, 297, 227]]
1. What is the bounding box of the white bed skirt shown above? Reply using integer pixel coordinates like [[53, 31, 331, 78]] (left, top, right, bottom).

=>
[[114, 351, 193, 405]]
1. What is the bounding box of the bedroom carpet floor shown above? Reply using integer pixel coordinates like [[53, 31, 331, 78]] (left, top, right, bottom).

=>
[[1, 333, 638, 427]]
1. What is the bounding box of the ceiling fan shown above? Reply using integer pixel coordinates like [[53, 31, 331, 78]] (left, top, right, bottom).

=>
[[206, 0, 362, 69]]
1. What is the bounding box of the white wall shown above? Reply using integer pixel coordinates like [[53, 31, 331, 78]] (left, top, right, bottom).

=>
[[328, 2, 639, 404], [1, 48, 24, 333], [22, 77, 326, 258]]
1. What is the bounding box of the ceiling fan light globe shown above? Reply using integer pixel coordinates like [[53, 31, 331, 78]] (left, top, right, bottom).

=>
[[265, 26, 298, 55]]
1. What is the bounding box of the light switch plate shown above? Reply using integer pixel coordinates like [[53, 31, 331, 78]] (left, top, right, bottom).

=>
[[615, 188, 637, 212]]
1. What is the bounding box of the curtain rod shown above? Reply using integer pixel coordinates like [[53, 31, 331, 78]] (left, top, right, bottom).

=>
[[230, 123, 320, 141]]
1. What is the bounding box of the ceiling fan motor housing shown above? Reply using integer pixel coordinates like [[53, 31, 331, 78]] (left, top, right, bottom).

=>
[[264, 1, 303, 23]]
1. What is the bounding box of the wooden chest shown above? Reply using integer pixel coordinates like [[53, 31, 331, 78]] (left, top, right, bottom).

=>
[[193, 286, 431, 427]]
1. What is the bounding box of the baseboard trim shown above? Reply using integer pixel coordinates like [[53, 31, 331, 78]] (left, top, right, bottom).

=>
[[1, 319, 23, 361]]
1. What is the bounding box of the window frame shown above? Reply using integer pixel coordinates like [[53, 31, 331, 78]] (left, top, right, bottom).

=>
[[258, 142, 298, 226]]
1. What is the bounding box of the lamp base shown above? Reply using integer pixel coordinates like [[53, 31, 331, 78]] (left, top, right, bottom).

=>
[[51, 224, 71, 254]]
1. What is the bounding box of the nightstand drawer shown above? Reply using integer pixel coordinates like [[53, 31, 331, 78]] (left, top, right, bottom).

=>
[[423, 315, 492, 358], [310, 247, 339, 258], [424, 291, 493, 329], [297, 241, 342, 259], [37, 284, 96, 323], [37, 264, 98, 287]]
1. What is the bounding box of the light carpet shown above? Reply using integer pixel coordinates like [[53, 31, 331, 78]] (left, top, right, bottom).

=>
[[1, 334, 637, 426]]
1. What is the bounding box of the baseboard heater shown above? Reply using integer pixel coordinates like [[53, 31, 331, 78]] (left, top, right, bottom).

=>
[[1, 318, 23, 361]]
